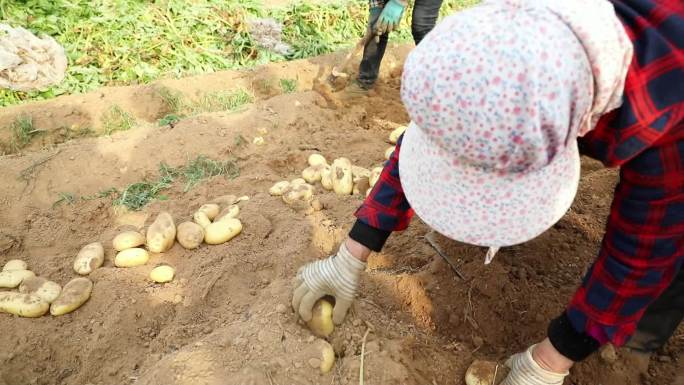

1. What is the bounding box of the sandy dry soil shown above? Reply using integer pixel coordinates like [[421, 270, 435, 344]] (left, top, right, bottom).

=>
[[0, 45, 681, 385]]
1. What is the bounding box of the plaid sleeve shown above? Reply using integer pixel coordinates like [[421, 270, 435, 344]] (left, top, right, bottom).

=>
[[354, 134, 415, 232], [563, 0, 684, 348]]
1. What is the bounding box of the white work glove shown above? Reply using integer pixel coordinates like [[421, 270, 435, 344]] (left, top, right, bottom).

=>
[[292, 242, 366, 324], [501, 345, 568, 385]]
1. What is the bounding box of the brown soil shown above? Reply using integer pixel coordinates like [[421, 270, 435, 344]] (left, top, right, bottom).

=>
[[0, 45, 681, 385]]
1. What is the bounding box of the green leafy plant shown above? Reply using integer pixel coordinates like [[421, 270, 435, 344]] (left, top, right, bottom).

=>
[[158, 114, 182, 126], [101, 105, 135, 135], [182, 155, 239, 191], [279, 78, 298, 93], [193, 89, 254, 113], [9, 115, 42, 151]]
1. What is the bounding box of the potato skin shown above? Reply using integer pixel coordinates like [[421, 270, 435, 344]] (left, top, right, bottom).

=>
[[19, 276, 61, 304], [150, 265, 175, 283], [193, 211, 212, 228], [114, 248, 150, 267], [147, 212, 176, 253], [3, 259, 27, 271], [308, 154, 327, 167], [331, 158, 353, 195], [50, 277, 93, 316], [269, 181, 290, 196], [306, 299, 334, 338], [0, 270, 35, 288], [0, 292, 49, 318], [204, 218, 242, 245], [112, 232, 145, 251], [214, 205, 239, 222], [176, 222, 204, 250], [198, 204, 220, 221], [74, 242, 105, 275]]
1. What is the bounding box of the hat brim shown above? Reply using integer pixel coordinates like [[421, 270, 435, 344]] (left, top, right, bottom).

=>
[[399, 122, 580, 247]]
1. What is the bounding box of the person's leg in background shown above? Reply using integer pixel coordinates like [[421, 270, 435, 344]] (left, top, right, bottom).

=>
[[358, 4, 389, 89], [411, 0, 444, 44]]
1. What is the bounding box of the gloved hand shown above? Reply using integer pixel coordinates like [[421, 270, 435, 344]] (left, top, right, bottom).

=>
[[292, 242, 367, 324], [501, 345, 569, 385], [374, 0, 407, 35]]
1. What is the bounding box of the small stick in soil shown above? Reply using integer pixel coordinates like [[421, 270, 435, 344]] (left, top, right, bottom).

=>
[[492, 364, 499, 385], [423, 232, 465, 280], [359, 328, 371, 385], [19, 149, 61, 181]]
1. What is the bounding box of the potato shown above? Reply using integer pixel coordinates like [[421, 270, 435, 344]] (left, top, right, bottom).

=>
[[204, 218, 242, 245], [198, 204, 220, 221], [353, 176, 370, 196], [150, 265, 175, 283], [147, 212, 176, 253], [112, 231, 145, 252], [3, 259, 27, 271], [193, 210, 212, 228], [215, 205, 240, 222], [0, 292, 49, 317], [306, 299, 334, 338], [74, 242, 105, 275], [320, 168, 333, 190], [176, 222, 205, 250], [308, 153, 327, 167], [331, 158, 353, 195], [369, 167, 383, 188], [50, 277, 93, 316], [315, 340, 336, 374], [19, 276, 61, 303], [389, 125, 407, 144], [291, 178, 307, 186], [302, 164, 328, 184], [0, 270, 35, 288], [282, 183, 314, 205], [465, 360, 498, 385], [269, 181, 291, 196], [115, 248, 149, 267], [351, 165, 370, 180], [384, 146, 395, 160]]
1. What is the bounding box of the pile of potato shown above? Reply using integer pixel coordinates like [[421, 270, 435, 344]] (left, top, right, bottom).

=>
[[0, 259, 92, 318], [270, 154, 386, 205]]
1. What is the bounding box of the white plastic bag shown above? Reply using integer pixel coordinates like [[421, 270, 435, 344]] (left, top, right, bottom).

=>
[[0, 24, 67, 91]]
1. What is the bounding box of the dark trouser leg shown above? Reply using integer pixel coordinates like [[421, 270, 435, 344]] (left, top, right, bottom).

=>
[[411, 0, 444, 44], [626, 265, 684, 352], [358, 10, 389, 88]]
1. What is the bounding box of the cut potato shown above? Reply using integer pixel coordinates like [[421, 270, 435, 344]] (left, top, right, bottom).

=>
[[306, 299, 334, 338], [147, 212, 176, 253], [115, 248, 150, 267], [331, 158, 353, 195], [353, 176, 370, 196], [150, 265, 175, 283], [282, 183, 314, 205], [269, 181, 291, 196], [0, 270, 35, 288], [320, 168, 333, 190], [74, 242, 105, 275], [112, 231, 145, 251], [389, 125, 407, 144], [302, 164, 328, 184], [193, 211, 212, 229], [215, 205, 240, 222], [198, 204, 220, 221], [369, 167, 383, 188], [384, 146, 395, 160], [204, 218, 243, 245], [0, 292, 49, 317], [3, 259, 27, 271], [19, 276, 61, 303], [465, 360, 498, 385], [50, 277, 93, 316], [308, 154, 327, 167], [176, 222, 205, 250]]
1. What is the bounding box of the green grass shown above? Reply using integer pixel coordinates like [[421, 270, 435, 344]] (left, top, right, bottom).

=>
[[53, 192, 77, 207], [101, 105, 135, 135], [279, 78, 298, 93], [9, 115, 42, 151], [182, 155, 239, 191], [0, 0, 478, 107], [192, 89, 254, 113], [158, 114, 182, 126], [156, 86, 186, 114]]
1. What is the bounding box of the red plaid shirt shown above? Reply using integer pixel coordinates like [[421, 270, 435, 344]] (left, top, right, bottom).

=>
[[354, 0, 684, 347]]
